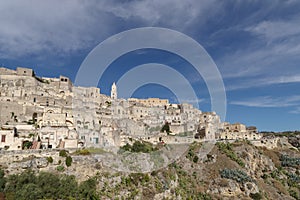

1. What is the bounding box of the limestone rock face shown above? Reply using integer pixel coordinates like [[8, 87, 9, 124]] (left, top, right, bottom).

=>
[[237, 146, 275, 178], [12, 157, 49, 169], [0, 137, 299, 199], [288, 135, 300, 148], [243, 182, 259, 196], [209, 179, 243, 197], [21, 160, 34, 169], [35, 157, 48, 168]]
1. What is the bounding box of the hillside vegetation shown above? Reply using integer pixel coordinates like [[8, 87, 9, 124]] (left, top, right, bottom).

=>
[[0, 139, 300, 199]]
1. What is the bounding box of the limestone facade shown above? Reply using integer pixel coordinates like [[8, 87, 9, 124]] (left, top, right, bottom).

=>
[[220, 122, 262, 140], [0, 67, 263, 150]]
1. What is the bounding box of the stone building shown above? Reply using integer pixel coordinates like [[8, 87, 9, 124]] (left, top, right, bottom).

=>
[[0, 66, 264, 150], [0, 129, 21, 150], [220, 122, 262, 140], [194, 112, 221, 140], [16, 67, 34, 77], [128, 98, 169, 107], [111, 82, 117, 100]]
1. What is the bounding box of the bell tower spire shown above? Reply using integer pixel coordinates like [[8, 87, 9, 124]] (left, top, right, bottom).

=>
[[111, 82, 117, 100]]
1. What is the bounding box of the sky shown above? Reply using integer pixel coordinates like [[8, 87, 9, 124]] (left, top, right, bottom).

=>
[[0, 0, 300, 132]]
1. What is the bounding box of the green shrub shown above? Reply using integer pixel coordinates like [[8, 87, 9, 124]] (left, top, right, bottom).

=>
[[280, 155, 300, 167], [120, 143, 131, 152], [160, 122, 171, 134], [65, 156, 72, 167], [289, 189, 299, 200], [193, 155, 199, 163], [0, 169, 6, 192], [220, 168, 252, 183], [216, 142, 245, 167], [250, 193, 263, 200], [119, 141, 157, 153], [186, 145, 199, 163], [132, 141, 152, 153], [270, 170, 280, 179], [56, 165, 65, 172], [261, 173, 268, 179], [47, 156, 53, 163], [22, 141, 32, 149], [196, 192, 212, 200], [59, 150, 68, 157], [74, 149, 91, 155], [287, 172, 300, 187]]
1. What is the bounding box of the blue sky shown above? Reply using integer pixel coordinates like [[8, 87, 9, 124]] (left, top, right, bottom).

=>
[[0, 0, 300, 131]]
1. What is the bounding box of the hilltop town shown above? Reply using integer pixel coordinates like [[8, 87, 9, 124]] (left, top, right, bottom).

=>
[[1, 67, 300, 200], [0, 66, 263, 151]]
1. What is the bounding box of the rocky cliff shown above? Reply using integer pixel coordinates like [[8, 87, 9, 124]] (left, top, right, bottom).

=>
[[0, 138, 300, 199]]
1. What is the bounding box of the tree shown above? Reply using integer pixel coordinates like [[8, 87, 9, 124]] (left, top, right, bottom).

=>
[[0, 169, 6, 192], [4, 170, 37, 198], [22, 141, 32, 149], [78, 178, 99, 199], [16, 183, 42, 200], [161, 122, 171, 135], [59, 150, 68, 157], [121, 143, 131, 152], [37, 172, 60, 198], [65, 156, 72, 167], [58, 175, 78, 199]]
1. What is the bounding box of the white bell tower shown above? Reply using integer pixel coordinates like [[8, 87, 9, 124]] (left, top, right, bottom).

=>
[[111, 82, 117, 100]]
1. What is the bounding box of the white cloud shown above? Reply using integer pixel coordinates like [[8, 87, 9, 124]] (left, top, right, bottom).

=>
[[230, 95, 300, 108], [219, 15, 300, 81], [246, 19, 300, 42], [105, 0, 220, 28], [221, 37, 300, 80], [290, 107, 300, 114], [0, 0, 220, 58], [181, 98, 205, 104], [226, 74, 300, 91], [0, 0, 106, 58]]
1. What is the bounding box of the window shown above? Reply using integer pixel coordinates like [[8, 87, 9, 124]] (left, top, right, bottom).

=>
[[1, 135, 6, 142]]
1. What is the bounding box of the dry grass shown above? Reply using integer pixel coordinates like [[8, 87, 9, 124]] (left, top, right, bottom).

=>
[[261, 147, 281, 168], [218, 178, 229, 187], [272, 180, 289, 195]]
